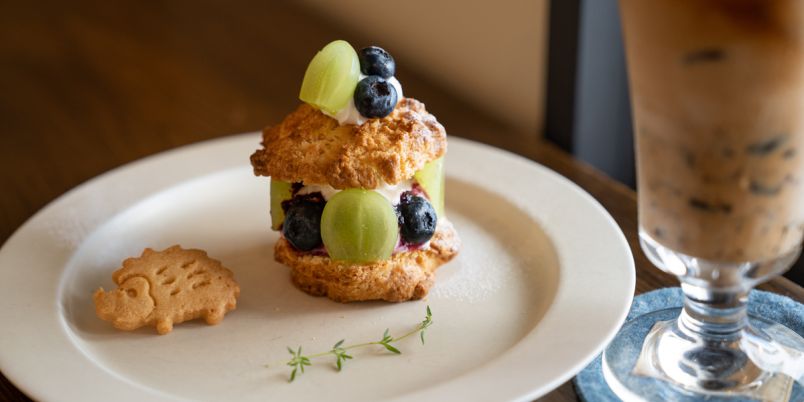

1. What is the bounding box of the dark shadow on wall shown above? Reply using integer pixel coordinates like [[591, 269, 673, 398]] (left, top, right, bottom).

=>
[[545, 0, 634, 188]]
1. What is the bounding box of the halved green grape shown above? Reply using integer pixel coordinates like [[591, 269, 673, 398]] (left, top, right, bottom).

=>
[[321, 189, 398, 263], [299, 40, 360, 114], [270, 179, 293, 230], [413, 157, 445, 216]]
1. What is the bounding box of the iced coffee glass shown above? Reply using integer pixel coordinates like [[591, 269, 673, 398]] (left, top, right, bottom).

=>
[[605, 1, 804, 400]]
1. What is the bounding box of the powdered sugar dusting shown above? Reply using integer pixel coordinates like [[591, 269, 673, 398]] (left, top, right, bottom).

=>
[[42, 207, 94, 250], [431, 214, 519, 303], [36, 190, 124, 251]]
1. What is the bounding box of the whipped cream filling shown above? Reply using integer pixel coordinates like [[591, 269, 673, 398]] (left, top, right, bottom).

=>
[[297, 180, 413, 203], [322, 74, 404, 126]]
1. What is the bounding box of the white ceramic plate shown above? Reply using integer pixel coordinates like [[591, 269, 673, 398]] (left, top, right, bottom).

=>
[[0, 134, 634, 402]]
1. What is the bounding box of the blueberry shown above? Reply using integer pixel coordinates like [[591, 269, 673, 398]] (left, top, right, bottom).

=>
[[358, 46, 395, 78], [354, 76, 398, 118], [396, 192, 437, 245], [282, 194, 325, 251]]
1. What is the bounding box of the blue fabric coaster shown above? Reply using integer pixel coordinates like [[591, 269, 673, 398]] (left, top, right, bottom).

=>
[[573, 287, 804, 402]]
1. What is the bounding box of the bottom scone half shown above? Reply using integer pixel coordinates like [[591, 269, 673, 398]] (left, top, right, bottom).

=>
[[275, 221, 460, 303]]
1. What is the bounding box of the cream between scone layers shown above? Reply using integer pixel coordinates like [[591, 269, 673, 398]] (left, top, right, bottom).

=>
[[293, 180, 442, 252], [297, 180, 412, 203]]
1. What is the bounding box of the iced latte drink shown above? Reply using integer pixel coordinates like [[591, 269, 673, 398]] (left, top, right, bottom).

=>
[[606, 2, 804, 400], [621, 0, 804, 263]]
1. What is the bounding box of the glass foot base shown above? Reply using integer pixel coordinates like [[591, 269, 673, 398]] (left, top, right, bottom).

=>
[[603, 308, 803, 401]]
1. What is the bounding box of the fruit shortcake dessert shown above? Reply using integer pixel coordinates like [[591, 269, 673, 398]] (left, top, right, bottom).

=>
[[250, 40, 459, 302]]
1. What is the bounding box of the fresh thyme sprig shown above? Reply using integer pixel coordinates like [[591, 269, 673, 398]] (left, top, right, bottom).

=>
[[277, 305, 433, 382], [286, 346, 311, 382], [331, 339, 353, 371]]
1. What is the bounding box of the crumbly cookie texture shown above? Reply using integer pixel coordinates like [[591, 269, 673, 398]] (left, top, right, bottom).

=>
[[275, 220, 460, 302], [250, 98, 447, 189], [93, 246, 240, 335]]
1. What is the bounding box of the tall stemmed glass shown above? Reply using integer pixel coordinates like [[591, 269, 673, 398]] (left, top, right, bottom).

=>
[[604, 1, 804, 400]]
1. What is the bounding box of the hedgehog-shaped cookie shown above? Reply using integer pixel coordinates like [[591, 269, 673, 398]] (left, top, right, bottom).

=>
[[93, 245, 240, 335]]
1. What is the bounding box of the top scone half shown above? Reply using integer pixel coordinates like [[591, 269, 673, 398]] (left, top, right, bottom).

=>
[[251, 97, 446, 191], [250, 40, 459, 302]]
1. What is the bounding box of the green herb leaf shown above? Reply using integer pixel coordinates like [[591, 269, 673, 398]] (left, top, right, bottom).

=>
[[276, 305, 433, 382], [419, 306, 433, 344], [383, 343, 401, 354]]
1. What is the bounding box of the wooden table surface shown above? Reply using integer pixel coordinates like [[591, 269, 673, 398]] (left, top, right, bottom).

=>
[[1, 2, 801, 401]]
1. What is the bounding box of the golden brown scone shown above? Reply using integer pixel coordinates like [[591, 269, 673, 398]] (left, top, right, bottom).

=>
[[93, 246, 240, 335], [250, 98, 447, 189], [275, 221, 460, 302]]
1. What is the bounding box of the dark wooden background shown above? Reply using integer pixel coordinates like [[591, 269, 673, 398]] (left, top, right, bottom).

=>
[[1, 1, 801, 401]]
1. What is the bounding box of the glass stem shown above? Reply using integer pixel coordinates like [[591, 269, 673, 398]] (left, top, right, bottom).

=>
[[678, 282, 749, 340]]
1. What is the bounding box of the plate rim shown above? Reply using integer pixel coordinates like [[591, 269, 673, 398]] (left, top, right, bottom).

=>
[[0, 133, 635, 402]]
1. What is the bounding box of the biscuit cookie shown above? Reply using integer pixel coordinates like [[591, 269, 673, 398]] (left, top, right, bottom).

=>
[[93, 246, 240, 335], [250, 98, 447, 189], [275, 221, 460, 302]]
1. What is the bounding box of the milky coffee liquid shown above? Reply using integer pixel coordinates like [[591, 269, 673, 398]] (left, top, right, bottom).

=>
[[620, 0, 804, 262]]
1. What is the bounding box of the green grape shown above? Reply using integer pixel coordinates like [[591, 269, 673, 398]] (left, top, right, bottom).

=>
[[270, 179, 293, 230], [413, 157, 445, 216], [321, 189, 398, 263], [299, 40, 360, 114]]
